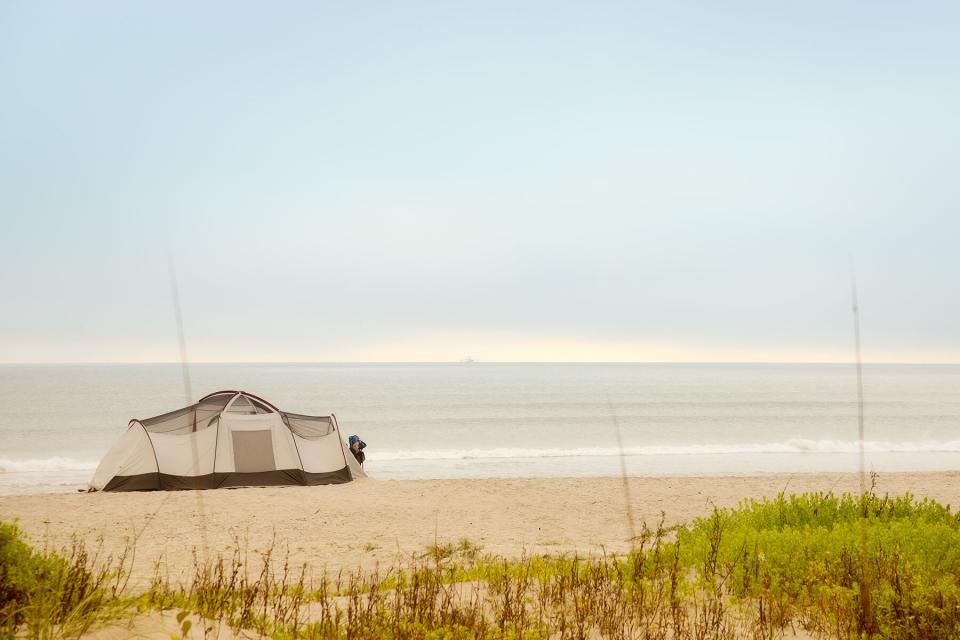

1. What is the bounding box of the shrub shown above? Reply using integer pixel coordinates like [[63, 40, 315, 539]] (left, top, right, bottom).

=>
[[0, 520, 130, 637], [676, 491, 960, 638], [0, 521, 30, 628]]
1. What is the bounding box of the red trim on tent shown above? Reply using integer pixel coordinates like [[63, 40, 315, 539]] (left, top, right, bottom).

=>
[[198, 390, 241, 403], [239, 391, 281, 412], [197, 390, 281, 413]]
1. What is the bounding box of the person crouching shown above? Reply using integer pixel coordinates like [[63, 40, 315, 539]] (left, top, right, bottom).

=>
[[348, 435, 367, 465]]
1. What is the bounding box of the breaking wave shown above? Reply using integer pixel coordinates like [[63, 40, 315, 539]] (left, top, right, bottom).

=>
[[4, 440, 959, 472], [368, 439, 960, 462], [0, 457, 98, 473]]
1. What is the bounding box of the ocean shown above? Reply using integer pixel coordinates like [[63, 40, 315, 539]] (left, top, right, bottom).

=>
[[1, 363, 958, 495]]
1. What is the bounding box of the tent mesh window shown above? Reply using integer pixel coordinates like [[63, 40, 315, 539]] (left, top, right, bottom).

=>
[[226, 395, 256, 414], [140, 406, 199, 434], [196, 394, 232, 426], [250, 398, 274, 414], [137, 393, 233, 434], [283, 413, 335, 439], [199, 393, 234, 408]]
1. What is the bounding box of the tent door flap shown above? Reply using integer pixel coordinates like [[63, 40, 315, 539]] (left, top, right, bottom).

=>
[[231, 430, 277, 472]]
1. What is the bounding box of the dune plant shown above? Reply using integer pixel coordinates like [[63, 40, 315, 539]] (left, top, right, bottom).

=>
[[5, 487, 960, 639], [0, 521, 133, 638], [676, 489, 960, 639]]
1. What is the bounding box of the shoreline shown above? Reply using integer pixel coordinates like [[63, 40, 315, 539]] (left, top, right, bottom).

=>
[[5, 462, 960, 498], [2, 471, 958, 586]]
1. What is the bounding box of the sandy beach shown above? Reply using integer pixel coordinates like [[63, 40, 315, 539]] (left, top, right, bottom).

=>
[[2, 471, 958, 587]]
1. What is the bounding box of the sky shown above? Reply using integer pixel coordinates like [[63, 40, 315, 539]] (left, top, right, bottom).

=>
[[1, 1, 958, 363]]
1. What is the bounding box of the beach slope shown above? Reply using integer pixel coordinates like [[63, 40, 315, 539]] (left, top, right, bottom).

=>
[[1, 472, 958, 585]]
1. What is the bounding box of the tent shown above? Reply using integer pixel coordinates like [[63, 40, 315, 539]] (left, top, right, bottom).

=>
[[90, 390, 366, 491]]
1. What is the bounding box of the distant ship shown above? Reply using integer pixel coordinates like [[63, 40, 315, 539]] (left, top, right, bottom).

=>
[[460, 356, 478, 364]]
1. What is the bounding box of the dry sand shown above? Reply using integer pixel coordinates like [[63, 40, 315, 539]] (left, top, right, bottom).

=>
[[2, 472, 958, 587]]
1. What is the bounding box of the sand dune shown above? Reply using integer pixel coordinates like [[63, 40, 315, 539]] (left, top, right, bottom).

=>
[[2, 472, 958, 587]]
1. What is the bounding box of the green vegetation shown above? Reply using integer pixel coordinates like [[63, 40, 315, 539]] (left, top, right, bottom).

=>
[[676, 489, 960, 639], [0, 521, 133, 638], [4, 486, 960, 638]]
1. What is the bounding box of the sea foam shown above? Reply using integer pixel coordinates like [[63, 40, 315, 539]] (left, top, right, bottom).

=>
[[5, 440, 957, 473], [0, 457, 98, 474], [367, 439, 960, 462]]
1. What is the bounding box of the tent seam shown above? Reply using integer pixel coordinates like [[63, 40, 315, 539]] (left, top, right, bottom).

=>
[[286, 413, 307, 474], [211, 415, 221, 477], [332, 413, 353, 480], [141, 423, 161, 479]]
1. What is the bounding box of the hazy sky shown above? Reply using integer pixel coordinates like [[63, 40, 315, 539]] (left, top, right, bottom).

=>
[[1, 1, 958, 363]]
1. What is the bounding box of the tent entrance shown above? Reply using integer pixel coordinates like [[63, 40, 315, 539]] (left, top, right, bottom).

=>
[[232, 430, 276, 472]]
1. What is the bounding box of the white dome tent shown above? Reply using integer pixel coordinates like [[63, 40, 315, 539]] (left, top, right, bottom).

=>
[[90, 390, 365, 491]]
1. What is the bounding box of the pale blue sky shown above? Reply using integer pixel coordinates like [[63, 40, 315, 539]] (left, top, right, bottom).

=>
[[1, 1, 958, 362]]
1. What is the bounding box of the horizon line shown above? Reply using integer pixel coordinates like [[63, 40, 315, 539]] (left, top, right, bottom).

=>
[[1, 360, 957, 366]]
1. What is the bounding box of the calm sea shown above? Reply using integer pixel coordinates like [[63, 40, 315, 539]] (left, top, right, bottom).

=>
[[1, 363, 958, 495]]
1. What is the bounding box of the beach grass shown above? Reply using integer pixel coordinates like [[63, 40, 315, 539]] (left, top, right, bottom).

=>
[[3, 485, 960, 639], [0, 521, 136, 638]]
